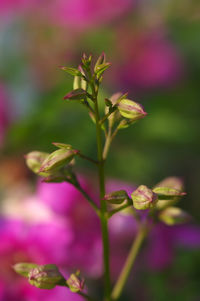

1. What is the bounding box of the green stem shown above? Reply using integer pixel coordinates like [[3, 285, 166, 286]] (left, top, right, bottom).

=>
[[94, 99, 111, 301], [111, 225, 147, 300], [108, 203, 132, 218]]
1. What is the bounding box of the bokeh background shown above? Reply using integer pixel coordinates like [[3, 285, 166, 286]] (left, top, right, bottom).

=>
[[0, 0, 200, 300]]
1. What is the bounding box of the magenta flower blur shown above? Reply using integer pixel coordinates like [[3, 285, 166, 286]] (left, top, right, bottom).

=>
[[48, 0, 134, 30], [115, 29, 183, 90], [0, 218, 82, 301], [0, 84, 10, 147]]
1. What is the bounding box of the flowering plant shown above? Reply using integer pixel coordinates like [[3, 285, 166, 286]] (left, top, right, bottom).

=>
[[14, 53, 189, 301]]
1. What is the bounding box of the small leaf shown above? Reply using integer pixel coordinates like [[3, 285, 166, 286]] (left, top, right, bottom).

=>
[[60, 66, 82, 77], [64, 89, 87, 101]]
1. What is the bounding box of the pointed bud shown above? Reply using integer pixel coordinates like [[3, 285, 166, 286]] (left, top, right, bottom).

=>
[[67, 270, 85, 293], [95, 62, 111, 78], [103, 190, 129, 204], [118, 99, 147, 120], [159, 207, 191, 225], [13, 262, 38, 278], [94, 53, 106, 73], [81, 53, 92, 69], [25, 151, 50, 175], [131, 185, 158, 210], [28, 264, 64, 289], [153, 187, 186, 199], [64, 89, 87, 101], [39, 149, 76, 173]]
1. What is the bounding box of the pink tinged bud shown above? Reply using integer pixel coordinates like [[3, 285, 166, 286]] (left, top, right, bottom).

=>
[[159, 207, 191, 226], [95, 62, 111, 78], [28, 264, 64, 289], [25, 151, 50, 176], [67, 271, 85, 293], [103, 190, 129, 204], [64, 88, 87, 100], [118, 99, 147, 121], [153, 187, 186, 199], [39, 149, 77, 173], [13, 262, 38, 278], [131, 185, 158, 210]]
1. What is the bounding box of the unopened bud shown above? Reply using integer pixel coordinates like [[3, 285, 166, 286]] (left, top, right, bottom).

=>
[[13, 262, 38, 278], [39, 149, 76, 173], [28, 264, 64, 289], [118, 99, 147, 121], [159, 207, 191, 225], [131, 185, 157, 210], [25, 151, 49, 175], [67, 271, 85, 293], [94, 53, 106, 73], [103, 190, 129, 204], [153, 187, 186, 199]]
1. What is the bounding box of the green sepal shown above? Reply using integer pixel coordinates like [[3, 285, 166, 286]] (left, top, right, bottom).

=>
[[13, 262, 38, 278], [39, 149, 77, 173]]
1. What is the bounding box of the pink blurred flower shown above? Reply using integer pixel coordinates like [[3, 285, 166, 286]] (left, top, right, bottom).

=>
[[0, 217, 81, 301], [48, 0, 134, 30], [115, 29, 183, 90], [0, 84, 10, 147]]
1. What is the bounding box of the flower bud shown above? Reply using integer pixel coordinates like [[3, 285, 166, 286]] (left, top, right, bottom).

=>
[[39, 149, 76, 173], [25, 151, 49, 176], [103, 190, 129, 204], [28, 264, 64, 289], [94, 52, 106, 73], [159, 207, 191, 226], [67, 271, 85, 293], [118, 99, 147, 121], [131, 185, 157, 210], [13, 262, 38, 278], [153, 187, 186, 199]]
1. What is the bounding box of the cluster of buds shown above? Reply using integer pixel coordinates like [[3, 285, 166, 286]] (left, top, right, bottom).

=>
[[129, 177, 189, 226], [60, 53, 147, 133], [13, 264, 65, 289]]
